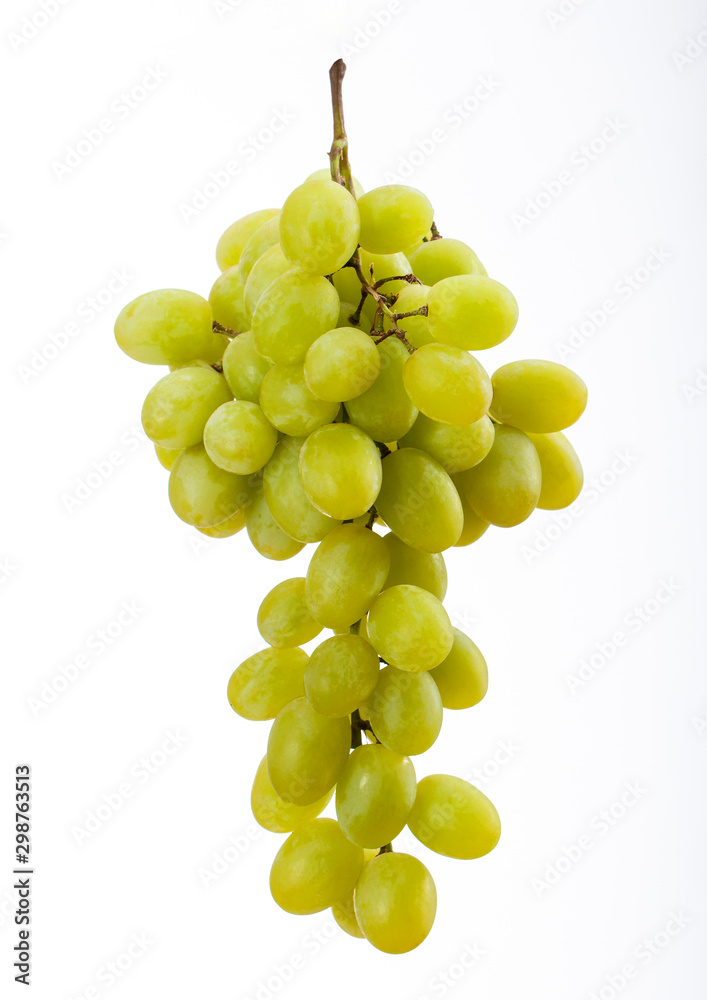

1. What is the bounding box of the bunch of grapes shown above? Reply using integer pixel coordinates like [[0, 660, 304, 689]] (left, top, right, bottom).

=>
[[114, 61, 587, 953]]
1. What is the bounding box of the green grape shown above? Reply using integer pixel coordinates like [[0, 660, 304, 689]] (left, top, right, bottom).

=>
[[428, 629, 488, 709], [305, 168, 365, 199], [367, 585, 453, 672], [243, 244, 293, 321], [154, 444, 182, 470], [335, 744, 416, 848], [409, 238, 486, 284], [344, 338, 418, 442], [270, 818, 363, 915], [362, 665, 443, 756], [407, 774, 501, 859], [221, 332, 272, 404], [263, 436, 341, 543], [266, 697, 350, 804], [115, 289, 216, 366], [304, 328, 381, 402], [354, 852, 437, 954], [203, 400, 277, 475], [359, 250, 413, 299], [331, 849, 378, 939], [527, 431, 584, 509], [490, 360, 588, 432], [304, 634, 380, 718], [259, 364, 339, 437], [332, 266, 368, 316], [357, 185, 434, 255], [226, 646, 308, 720], [298, 423, 382, 520], [238, 216, 281, 284], [403, 343, 492, 426], [336, 300, 362, 328], [168, 444, 248, 528], [215, 208, 280, 271], [400, 413, 495, 474], [458, 424, 541, 527], [142, 368, 232, 450], [375, 448, 463, 553], [382, 533, 447, 601], [208, 266, 248, 332], [280, 180, 360, 275], [251, 756, 332, 834], [257, 577, 323, 648], [245, 490, 305, 560], [196, 506, 246, 537], [428, 274, 518, 350], [305, 524, 390, 630], [450, 479, 490, 546], [251, 270, 340, 365], [388, 283, 433, 348]]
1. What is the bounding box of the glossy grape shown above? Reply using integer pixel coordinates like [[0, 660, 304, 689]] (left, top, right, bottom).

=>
[[336, 744, 416, 848], [382, 533, 447, 600], [141, 367, 232, 450], [251, 756, 332, 834], [428, 274, 518, 350], [403, 343, 492, 426], [408, 774, 501, 859], [357, 185, 434, 255], [221, 331, 272, 404], [252, 269, 340, 365], [168, 444, 248, 528], [527, 431, 584, 509], [270, 818, 363, 915], [428, 629, 488, 709], [245, 490, 305, 561], [280, 180, 360, 275], [490, 360, 588, 433], [344, 338, 418, 442], [400, 412, 495, 473], [298, 423, 382, 520], [263, 436, 341, 543], [367, 585, 453, 672], [227, 646, 308, 720], [354, 852, 436, 953], [266, 697, 350, 804], [115, 289, 216, 366], [305, 524, 390, 630], [458, 424, 541, 527], [216, 208, 280, 271], [208, 266, 249, 332], [303, 328, 381, 402], [362, 665, 443, 756], [304, 633, 380, 718], [257, 578, 324, 648]]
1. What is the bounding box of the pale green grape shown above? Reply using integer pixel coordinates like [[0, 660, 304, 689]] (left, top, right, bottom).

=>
[[388, 283, 433, 348], [375, 448, 463, 553], [226, 646, 308, 720], [215, 208, 280, 271], [362, 665, 443, 755], [304, 328, 381, 402], [266, 697, 350, 804], [344, 338, 418, 442], [142, 368, 232, 450], [259, 364, 339, 437], [367, 585, 453, 671], [196, 506, 246, 538], [221, 332, 272, 404], [243, 244, 292, 321], [257, 577, 323, 648], [336, 744, 416, 848], [458, 424, 541, 527], [428, 274, 518, 350], [252, 270, 340, 365], [490, 360, 588, 432], [280, 180, 360, 275], [403, 343, 492, 426], [263, 436, 341, 543], [428, 629, 488, 709], [450, 480, 490, 546], [305, 524, 390, 630], [305, 168, 365, 199], [527, 431, 584, 509], [168, 444, 248, 528], [298, 423, 382, 520], [400, 413, 495, 473], [203, 400, 277, 475], [251, 756, 332, 834], [354, 852, 436, 954], [408, 774, 501, 859], [270, 818, 363, 915], [238, 216, 281, 284], [245, 490, 305, 560], [115, 289, 216, 366], [409, 238, 486, 284], [208, 266, 248, 332], [382, 533, 447, 601], [331, 849, 378, 938], [304, 634, 380, 718], [357, 185, 434, 255], [154, 444, 182, 470]]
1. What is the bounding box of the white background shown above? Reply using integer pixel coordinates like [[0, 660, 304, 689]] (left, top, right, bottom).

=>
[[2, 0, 706, 997]]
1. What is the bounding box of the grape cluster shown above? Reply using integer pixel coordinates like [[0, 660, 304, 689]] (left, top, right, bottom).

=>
[[114, 61, 586, 953]]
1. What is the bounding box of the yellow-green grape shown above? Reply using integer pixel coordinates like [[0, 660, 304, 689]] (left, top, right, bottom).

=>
[[263, 436, 341, 543], [115, 289, 216, 366], [243, 244, 292, 321], [332, 266, 369, 318], [142, 368, 232, 450], [245, 490, 305, 561], [337, 300, 362, 328], [280, 180, 361, 275], [527, 431, 584, 509], [304, 634, 380, 718], [251, 756, 332, 834], [403, 343, 492, 426], [270, 818, 363, 915], [400, 413, 494, 474], [335, 744, 416, 848], [382, 533, 447, 601], [305, 168, 365, 199], [215, 208, 280, 271], [252, 270, 340, 365], [208, 266, 248, 332], [428, 629, 488, 709], [408, 774, 501, 859], [344, 338, 418, 442], [367, 585, 453, 672], [168, 443, 248, 528], [299, 423, 382, 520], [409, 238, 486, 284], [450, 480, 490, 546], [388, 283, 433, 348], [237, 216, 281, 284], [304, 329, 381, 402], [428, 274, 518, 350], [458, 424, 541, 527], [357, 185, 434, 255], [259, 364, 339, 437], [375, 448, 463, 553], [354, 852, 436, 954], [226, 646, 308, 721], [266, 697, 350, 804], [332, 849, 378, 939], [203, 400, 277, 475], [154, 444, 182, 470], [360, 250, 413, 299], [221, 331, 272, 404], [196, 507, 246, 538], [490, 360, 588, 433], [305, 524, 390, 630], [362, 665, 443, 755], [257, 577, 323, 648]]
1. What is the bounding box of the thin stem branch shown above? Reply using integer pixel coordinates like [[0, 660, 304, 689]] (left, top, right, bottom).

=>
[[212, 320, 240, 338], [373, 274, 421, 289]]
